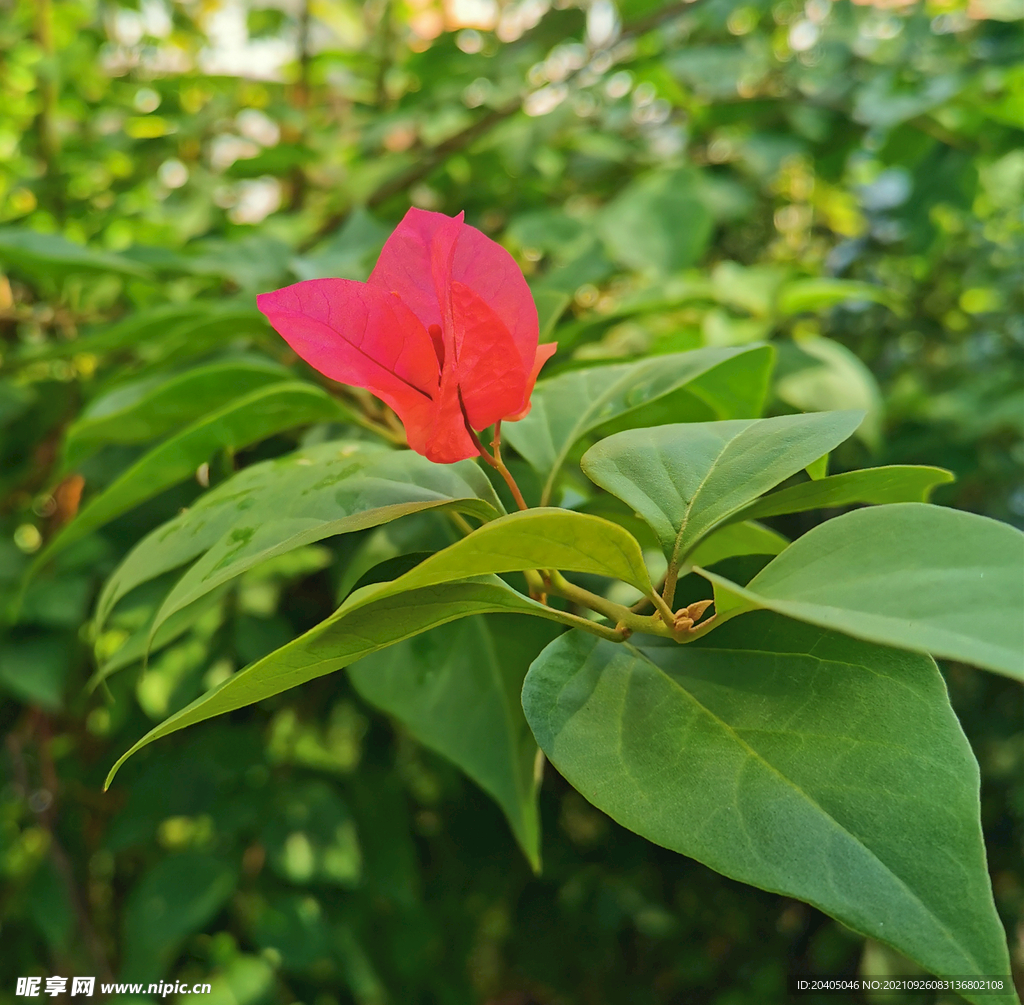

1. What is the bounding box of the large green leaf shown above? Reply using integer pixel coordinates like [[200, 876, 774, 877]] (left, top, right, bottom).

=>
[[776, 337, 883, 449], [522, 616, 1017, 1005], [775, 277, 904, 317], [142, 460, 503, 648], [699, 503, 1024, 679], [597, 169, 714, 275], [580, 411, 862, 568], [30, 382, 351, 577], [731, 464, 954, 522], [503, 345, 773, 504], [350, 614, 561, 870], [106, 508, 652, 785], [105, 577, 577, 788], [61, 357, 291, 470], [96, 442, 501, 634], [685, 520, 788, 568]]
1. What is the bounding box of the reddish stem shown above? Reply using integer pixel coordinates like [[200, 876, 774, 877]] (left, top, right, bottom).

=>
[[472, 421, 528, 511]]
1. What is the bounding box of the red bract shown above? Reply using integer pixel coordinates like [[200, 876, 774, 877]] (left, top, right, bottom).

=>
[[256, 209, 557, 463]]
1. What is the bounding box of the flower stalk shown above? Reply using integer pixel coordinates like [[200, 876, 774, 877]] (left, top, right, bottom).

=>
[[473, 421, 529, 512]]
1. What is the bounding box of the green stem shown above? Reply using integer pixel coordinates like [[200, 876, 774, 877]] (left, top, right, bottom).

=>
[[522, 568, 547, 601], [542, 569, 674, 641], [542, 569, 723, 643], [647, 588, 677, 625], [550, 610, 629, 643], [447, 511, 475, 537], [662, 564, 679, 609]]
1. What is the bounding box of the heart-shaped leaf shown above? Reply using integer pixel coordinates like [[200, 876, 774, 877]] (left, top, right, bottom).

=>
[[522, 615, 1016, 1004], [581, 411, 862, 570], [503, 345, 773, 504], [699, 503, 1024, 679], [350, 614, 561, 870]]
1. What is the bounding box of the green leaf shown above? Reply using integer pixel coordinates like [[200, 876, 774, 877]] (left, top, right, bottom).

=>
[[20, 304, 208, 361], [503, 345, 773, 505], [96, 442, 501, 636], [350, 614, 561, 870], [121, 852, 237, 981], [88, 586, 230, 692], [776, 277, 904, 317], [375, 508, 654, 593], [732, 465, 954, 523], [290, 207, 389, 282], [699, 503, 1024, 679], [805, 452, 828, 480], [533, 289, 571, 341], [334, 509, 459, 602], [106, 577, 576, 788], [711, 261, 789, 318], [61, 357, 291, 470], [581, 411, 863, 567], [30, 382, 351, 578], [598, 169, 714, 275], [553, 274, 716, 351], [777, 337, 883, 450], [106, 508, 650, 786], [26, 301, 268, 363], [0, 227, 152, 280], [686, 521, 788, 568], [522, 616, 1016, 1004], [0, 636, 72, 710]]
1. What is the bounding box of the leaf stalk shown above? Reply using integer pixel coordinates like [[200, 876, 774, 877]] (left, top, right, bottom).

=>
[[541, 569, 717, 644]]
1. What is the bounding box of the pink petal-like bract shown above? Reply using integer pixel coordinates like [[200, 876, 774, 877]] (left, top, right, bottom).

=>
[[257, 209, 555, 463]]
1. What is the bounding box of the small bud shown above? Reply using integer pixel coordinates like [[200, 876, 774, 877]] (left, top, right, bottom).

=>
[[685, 599, 714, 622]]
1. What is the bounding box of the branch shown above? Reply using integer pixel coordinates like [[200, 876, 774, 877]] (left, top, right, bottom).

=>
[[300, 0, 699, 251], [288, 0, 313, 211]]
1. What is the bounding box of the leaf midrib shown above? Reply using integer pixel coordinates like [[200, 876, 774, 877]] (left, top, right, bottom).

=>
[[670, 424, 752, 567]]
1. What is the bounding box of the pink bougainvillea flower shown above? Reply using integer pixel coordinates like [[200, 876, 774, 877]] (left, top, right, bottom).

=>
[[256, 209, 557, 464]]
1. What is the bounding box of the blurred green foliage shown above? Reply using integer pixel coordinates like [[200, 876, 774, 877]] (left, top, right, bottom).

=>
[[0, 0, 1021, 1001]]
